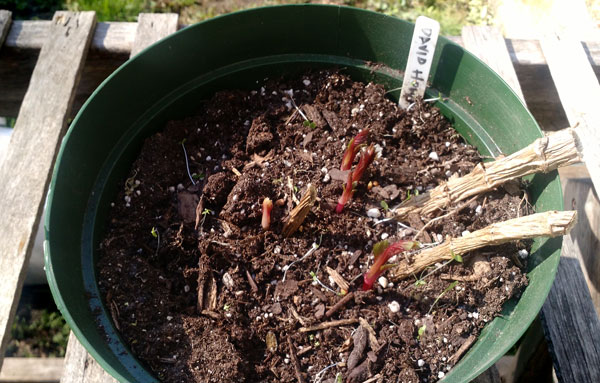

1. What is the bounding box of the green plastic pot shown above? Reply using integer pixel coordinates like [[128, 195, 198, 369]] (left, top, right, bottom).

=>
[[45, 4, 562, 382]]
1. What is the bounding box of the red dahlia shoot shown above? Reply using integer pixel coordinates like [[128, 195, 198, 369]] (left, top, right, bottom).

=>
[[340, 128, 370, 171], [362, 240, 420, 291], [352, 144, 376, 183], [335, 170, 355, 214], [262, 197, 273, 230]]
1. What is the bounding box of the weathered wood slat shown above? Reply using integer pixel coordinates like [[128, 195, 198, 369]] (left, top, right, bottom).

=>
[[130, 13, 178, 57], [0, 357, 63, 383], [461, 26, 525, 101], [60, 13, 179, 382], [540, 257, 600, 382], [458, 24, 597, 383], [540, 34, 600, 193], [4, 20, 50, 50], [92, 22, 137, 53], [0, 10, 11, 48], [60, 336, 116, 383], [446, 36, 600, 68], [2, 25, 598, 125], [560, 175, 600, 315], [0, 11, 96, 370], [536, 33, 600, 383], [0, 49, 128, 120], [538, 35, 600, 379], [5, 20, 136, 53], [2, 19, 599, 67]]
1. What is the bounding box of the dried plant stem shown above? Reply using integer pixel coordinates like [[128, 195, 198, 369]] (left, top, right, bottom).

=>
[[299, 318, 359, 332], [393, 128, 581, 220], [287, 337, 307, 383], [390, 210, 577, 281], [325, 292, 355, 318], [449, 335, 477, 364]]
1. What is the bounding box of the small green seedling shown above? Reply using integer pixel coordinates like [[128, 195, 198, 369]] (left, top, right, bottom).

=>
[[380, 200, 389, 212], [414, 279, 426, 287], [199, 208, 213, 230], [428, 281, 459, 315], [309, 271, 337, 294], [303, 120, 317, 129], [223, 303, 230, 311], [451, 250, 463, 263], [417, 324, 427, 340], [151, 227, 160, 256], [335, 373, 343, 383], [192, 173, 205, 181]]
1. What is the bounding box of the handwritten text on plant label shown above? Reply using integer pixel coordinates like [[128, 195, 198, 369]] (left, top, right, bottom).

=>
[[399, 16, 440, 109]]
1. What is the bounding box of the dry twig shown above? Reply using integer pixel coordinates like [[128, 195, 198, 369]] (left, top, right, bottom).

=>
[[393, 128, 580, 220], [449, 334, 477, 364], [289, 306, 308, 327], [390, 210, 576, 281], [287, 337, 306, 383], [325, 292, 355, 318], [245, 269, 259, 293], [299, 318, 359, 332]]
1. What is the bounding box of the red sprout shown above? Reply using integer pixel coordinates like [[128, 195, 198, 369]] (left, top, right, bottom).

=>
[[352, 144, 376, 183], [362, 240, 420, 291], [335, 170, 355, 214], [262, 197, 273, 230], [340, 128, 370, 171]]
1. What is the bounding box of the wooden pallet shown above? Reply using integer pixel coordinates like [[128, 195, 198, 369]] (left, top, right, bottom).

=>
[[0, 10, 599, 383], [0, 10, 178, 383]]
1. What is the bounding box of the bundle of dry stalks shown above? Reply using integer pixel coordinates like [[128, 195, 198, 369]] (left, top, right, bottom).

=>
[[389, 210, 577, 281], [392, 128, 581, 220]]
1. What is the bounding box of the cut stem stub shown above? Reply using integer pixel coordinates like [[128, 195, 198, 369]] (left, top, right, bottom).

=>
[[392, 128, 581, 220], [389, 210, 577, 281]]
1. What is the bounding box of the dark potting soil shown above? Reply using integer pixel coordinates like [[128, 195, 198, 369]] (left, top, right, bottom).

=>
[[98, 71, 531, 383]]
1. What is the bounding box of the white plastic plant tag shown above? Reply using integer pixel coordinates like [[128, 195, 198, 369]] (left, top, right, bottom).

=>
[[399, 16, 440, 109]]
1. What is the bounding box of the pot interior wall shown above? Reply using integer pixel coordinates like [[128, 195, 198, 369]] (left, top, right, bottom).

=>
[[45, 5, 563, 383]]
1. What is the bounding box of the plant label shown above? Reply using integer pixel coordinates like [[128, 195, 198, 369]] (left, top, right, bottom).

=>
[[399, 16, 440, 109]]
